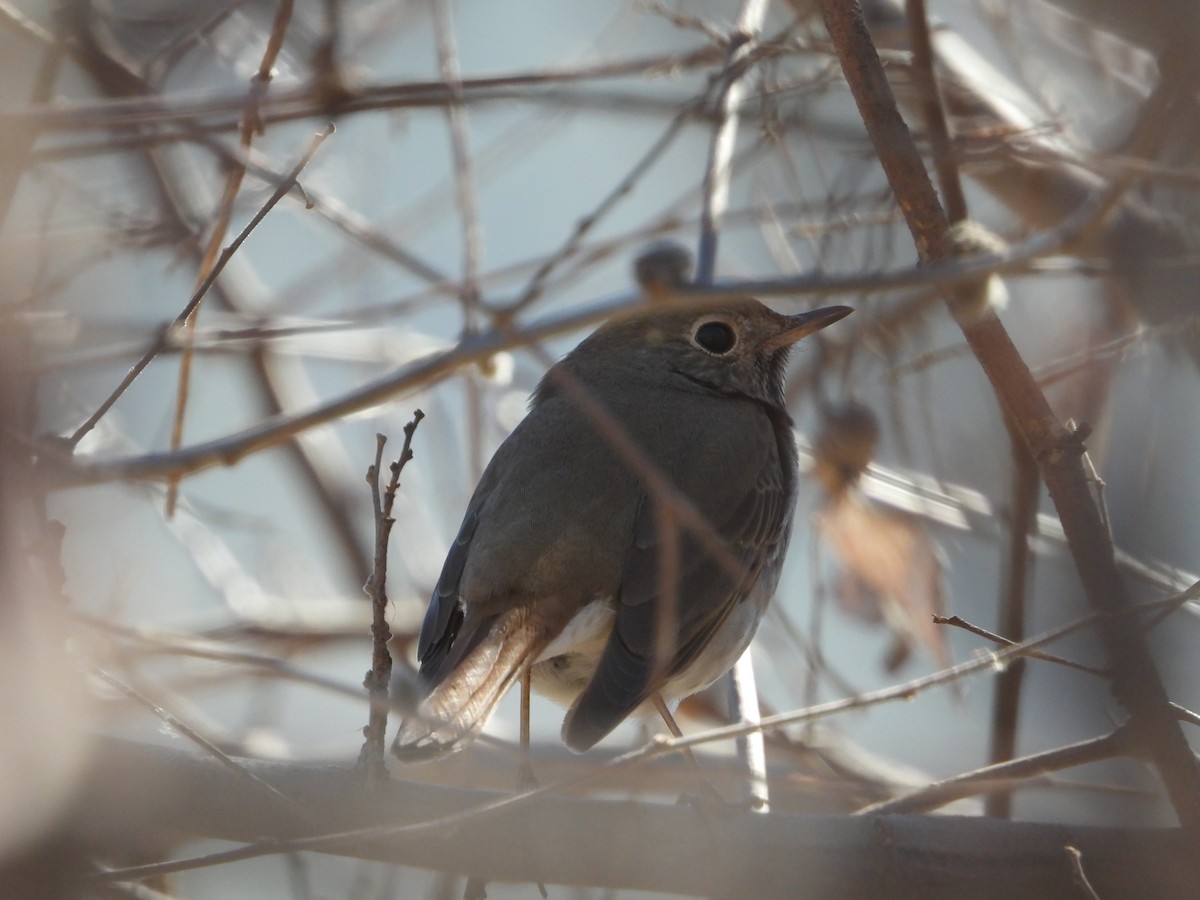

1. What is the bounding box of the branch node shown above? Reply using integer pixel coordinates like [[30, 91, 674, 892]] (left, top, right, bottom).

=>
[[1039, 421, 1092, 466]]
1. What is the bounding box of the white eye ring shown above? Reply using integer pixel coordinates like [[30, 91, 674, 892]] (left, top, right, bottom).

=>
[[690, 318, 738, 355]]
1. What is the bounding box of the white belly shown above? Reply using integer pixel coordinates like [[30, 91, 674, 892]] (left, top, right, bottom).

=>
[[530, 598, 615, 707], [528, 596, 763, 709]]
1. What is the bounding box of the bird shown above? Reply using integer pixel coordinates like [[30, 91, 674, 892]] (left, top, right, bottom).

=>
[[391, 297, 852, 759]]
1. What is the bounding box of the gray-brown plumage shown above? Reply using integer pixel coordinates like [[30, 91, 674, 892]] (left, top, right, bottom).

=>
[[392, 299, 852, 758]]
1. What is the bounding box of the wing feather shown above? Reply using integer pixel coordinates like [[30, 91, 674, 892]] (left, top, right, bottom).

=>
[[562, 405, 793, 751]]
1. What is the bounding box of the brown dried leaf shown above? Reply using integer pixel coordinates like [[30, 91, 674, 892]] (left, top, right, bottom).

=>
[[816, 489, 951, 673]]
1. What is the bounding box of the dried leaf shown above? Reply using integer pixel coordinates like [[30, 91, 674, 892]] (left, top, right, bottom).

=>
[[817, 489, 951, 673]]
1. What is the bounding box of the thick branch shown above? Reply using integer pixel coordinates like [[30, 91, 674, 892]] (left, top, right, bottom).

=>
[[71, 739, 1190, 899], [816, 0, 1200, 836]]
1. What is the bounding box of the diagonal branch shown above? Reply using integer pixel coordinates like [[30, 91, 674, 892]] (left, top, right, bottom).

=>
[[65, 125, 333, 449], [856, 723, 1137, 816], [164, 0, 296, 516], [815, 0, 1200, 841]]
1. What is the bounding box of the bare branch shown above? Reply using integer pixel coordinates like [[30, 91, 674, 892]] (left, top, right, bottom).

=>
[[816, 0, 1200, 839], [358, 414, 424, 782], [164, 0, 296, 516], [65, 124, 334, 449], [856, 723, 1136, 815], [53, 207, 1096, 488], [69, 737, 1193, 898]]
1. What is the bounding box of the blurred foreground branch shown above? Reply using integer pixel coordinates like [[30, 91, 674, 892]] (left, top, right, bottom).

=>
[[63, 738, 1190, 899]]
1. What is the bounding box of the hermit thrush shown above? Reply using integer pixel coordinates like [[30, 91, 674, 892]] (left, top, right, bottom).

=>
[[392, 295, 852, 758]]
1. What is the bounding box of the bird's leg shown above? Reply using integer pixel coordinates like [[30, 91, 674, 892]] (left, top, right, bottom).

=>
[[518, 667, 539, 791], [651, 693, 686, 737], [652, 694, 727, 806], [466, 670, 544, 900], [517, 669, 549, 899]]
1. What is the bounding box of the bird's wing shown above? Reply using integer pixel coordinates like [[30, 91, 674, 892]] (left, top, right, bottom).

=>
[[561, 408, 792, 751], [395, 396, 638, 760], [414, 497, 489, 685], [396, 486, 563, 761]]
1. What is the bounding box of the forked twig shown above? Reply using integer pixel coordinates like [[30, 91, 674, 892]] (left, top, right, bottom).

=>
[[934, 614, 1106, 677], [358, 412, 424, 782]]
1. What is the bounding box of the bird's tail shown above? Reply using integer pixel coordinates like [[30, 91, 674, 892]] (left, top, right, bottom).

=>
[[391, 609, 547, 761]]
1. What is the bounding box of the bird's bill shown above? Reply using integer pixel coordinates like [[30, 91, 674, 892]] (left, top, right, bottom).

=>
[[763, 304, 854, 349]]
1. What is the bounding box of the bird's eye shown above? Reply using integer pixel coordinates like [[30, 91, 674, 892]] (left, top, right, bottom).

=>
[[692, 320, 737, 355]]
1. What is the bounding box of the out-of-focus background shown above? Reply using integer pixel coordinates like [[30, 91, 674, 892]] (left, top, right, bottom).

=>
[[2, 0, 1199, 896]]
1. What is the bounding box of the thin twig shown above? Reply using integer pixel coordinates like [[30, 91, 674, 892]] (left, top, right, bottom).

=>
[[988, 423, 1040, 818], [651, 693, 723, 801], [89, 665, 316, 825], [500, 96, 710, 317], [76, 614, 410, 718], [695, 0, 768, 281], [1137, 578, 1200, 633], [934, 615, 1106, 677], [431, 0, 483, 321], [7, 49, 724, 132], [358, 413, 424, 782], [432, 0, 487, 491], [66, 124, 333, 449], [1171, 703, 1200, 729], [164, 0, 296, 516], [652, 585, 1199, 758], [903, 0, 966, 224], [855, 723, 1136, 815]]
